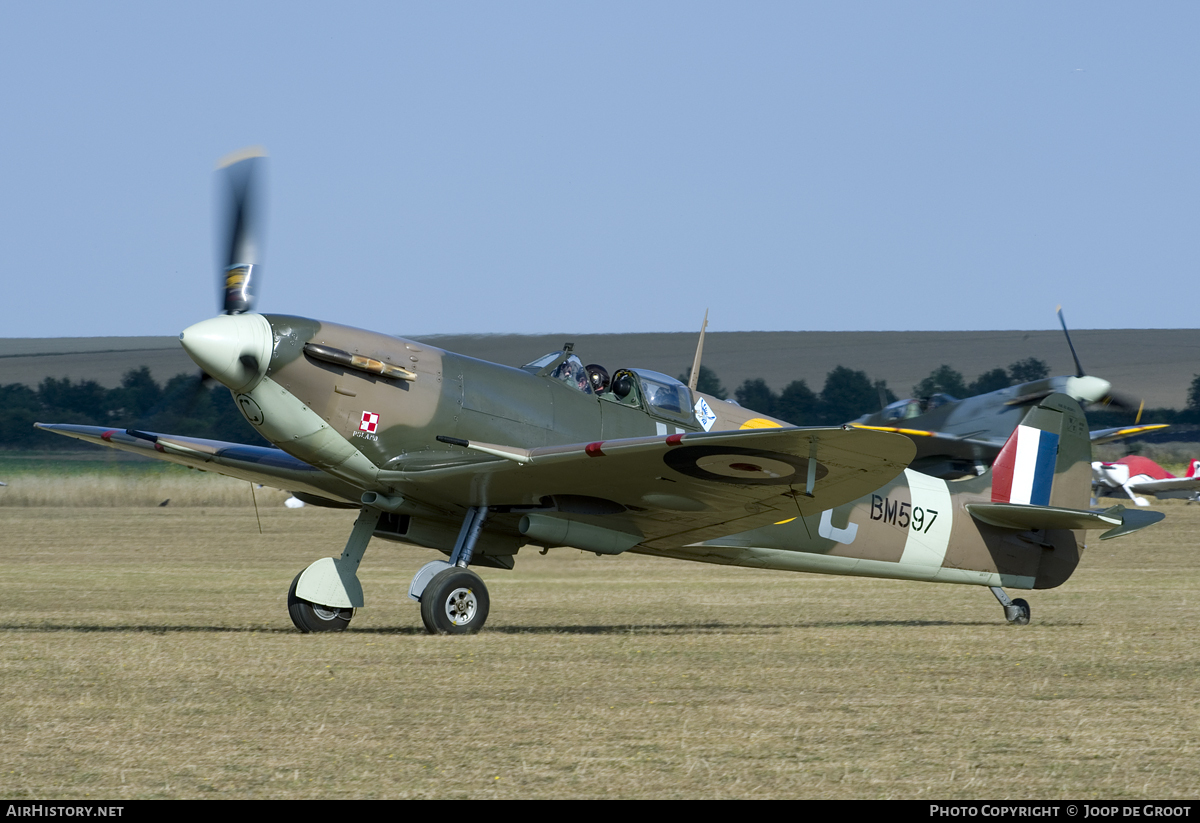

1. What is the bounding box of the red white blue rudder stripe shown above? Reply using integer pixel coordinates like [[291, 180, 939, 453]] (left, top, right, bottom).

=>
[[991, 424, 1060, 505]]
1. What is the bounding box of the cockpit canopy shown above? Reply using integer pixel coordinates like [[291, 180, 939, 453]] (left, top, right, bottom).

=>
[[880, 393, 957, 421], [616, 369, 691, 417], [522, 352, 594, 394], [522, 352, 695, 422]]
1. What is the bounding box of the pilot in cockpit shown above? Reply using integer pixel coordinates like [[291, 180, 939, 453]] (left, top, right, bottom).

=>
[[552, 356, 593, 393], [586, 364, 610, 395]]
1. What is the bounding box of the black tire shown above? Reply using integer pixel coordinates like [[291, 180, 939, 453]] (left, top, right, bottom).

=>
[[419, 568, 490, 635], [287, 571, 353, 633], [1009, 598, 1031, 626]]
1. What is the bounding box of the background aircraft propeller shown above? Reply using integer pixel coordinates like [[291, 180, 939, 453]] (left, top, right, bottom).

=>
[[1057, 305, 1086, 380], [1056, 306, 1138, 413]]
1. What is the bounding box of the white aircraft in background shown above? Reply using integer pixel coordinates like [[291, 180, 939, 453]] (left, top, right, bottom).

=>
[[1092, 456, 1200, 506]]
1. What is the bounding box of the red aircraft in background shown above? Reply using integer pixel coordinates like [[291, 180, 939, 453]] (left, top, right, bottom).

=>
[[1091, 455, 1200, 506]]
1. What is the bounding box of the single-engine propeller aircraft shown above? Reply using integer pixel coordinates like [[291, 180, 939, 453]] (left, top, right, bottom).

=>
[[37, 151, 1163, 633], [850, 308, 1164, 479], [1092, 455, 1200, 506]]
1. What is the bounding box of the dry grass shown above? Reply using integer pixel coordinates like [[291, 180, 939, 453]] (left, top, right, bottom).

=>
[[1, 503, 1198, 799], [0, 471, 293, 508]]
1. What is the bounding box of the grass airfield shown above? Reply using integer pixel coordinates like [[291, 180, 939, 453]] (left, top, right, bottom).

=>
[[1, 497, 1198, 799]]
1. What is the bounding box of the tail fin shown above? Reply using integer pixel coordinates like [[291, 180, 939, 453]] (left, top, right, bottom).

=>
[[988, 393, 1092, 511], [964, 394, 1162, 589], [1188, 459, 1200, 479]]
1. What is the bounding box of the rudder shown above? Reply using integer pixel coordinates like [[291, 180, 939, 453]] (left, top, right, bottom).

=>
[[990, 394, 1092, 511]]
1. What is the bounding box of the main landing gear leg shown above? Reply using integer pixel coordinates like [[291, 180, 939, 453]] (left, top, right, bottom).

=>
[[409, 506, 491, 635], [288, 507, 381, 633], [989, 586, 1031, 626]]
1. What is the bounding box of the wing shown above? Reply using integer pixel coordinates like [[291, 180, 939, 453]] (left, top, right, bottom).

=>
[[1089, 424, 1169, 446], [854, 422, 1169, 468], [38, 422, 914, 550], [35, 423, 364, 506], [1127, 476, 1200, 498], [385, 426, 915, 549], [850, 424, 1005, 467]]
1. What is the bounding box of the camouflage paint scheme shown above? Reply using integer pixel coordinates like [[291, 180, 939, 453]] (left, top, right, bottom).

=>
[[682, 395, 1094, 591], [178, 316, 914, 560], [43, 316, 1131, 599], [262, 315, 786, 456]]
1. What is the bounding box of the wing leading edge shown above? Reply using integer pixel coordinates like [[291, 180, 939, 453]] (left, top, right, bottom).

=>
[[35, 423, 364, 506]]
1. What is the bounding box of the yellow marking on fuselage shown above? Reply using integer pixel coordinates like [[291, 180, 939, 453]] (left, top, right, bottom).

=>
[[774, 517, 796, 525], [740, 418, 783, 430]]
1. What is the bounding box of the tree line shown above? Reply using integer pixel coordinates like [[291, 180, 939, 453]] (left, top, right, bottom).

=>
[[681, 357, 1057, 425], [0, 367, 266, 449], [4, 356, 1200, 450], [688, 357, 1200, 429]]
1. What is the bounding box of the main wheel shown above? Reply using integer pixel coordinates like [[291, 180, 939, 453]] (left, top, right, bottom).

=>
[[419, 568, 490, 635], [1006, 598, 1031, 626], [288, 571, 353, 633]]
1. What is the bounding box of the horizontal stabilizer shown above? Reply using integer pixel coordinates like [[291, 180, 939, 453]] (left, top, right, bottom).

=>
[[1095, 506, 1166, 540], [965, 502, 1163, 540]]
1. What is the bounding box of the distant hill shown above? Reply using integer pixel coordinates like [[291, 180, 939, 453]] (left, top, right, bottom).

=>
[[3, 328, 1196, 409]]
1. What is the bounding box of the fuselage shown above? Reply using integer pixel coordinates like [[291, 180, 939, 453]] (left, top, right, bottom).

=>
[[179, 312, 1093, 591], [181, 313, 790, 474]]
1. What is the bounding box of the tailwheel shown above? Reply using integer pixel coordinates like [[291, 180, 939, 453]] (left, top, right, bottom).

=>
[[420, 567, 490, 635], [990, 586, 1031, 626], [1005, 598, 1031, 626], [288, 571, 354, 633]]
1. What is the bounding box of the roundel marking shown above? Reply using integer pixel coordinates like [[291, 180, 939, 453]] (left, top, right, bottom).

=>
[[662, 445, 827, 486]]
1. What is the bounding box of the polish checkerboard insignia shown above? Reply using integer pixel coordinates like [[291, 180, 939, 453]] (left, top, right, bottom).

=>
[[359, 411, 380, 433]]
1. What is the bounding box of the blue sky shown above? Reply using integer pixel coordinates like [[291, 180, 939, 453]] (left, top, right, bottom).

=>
[[2, 2, 1196, 338]]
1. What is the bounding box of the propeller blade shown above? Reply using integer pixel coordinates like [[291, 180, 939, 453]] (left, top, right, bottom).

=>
[[1055, 308, 1139, 418], [1056, 305, 1085, 378], [1100, 391, 1141, 415], [217, 146, 267, 315]]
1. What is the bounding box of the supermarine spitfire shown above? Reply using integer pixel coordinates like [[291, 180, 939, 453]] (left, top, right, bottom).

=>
[[850, 309, 1164, 479], [37, 151, 1163, 634]]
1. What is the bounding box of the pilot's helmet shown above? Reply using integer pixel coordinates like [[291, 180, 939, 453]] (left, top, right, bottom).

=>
[[586, 364, 610, 394], [611, 371, 634, 399]]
